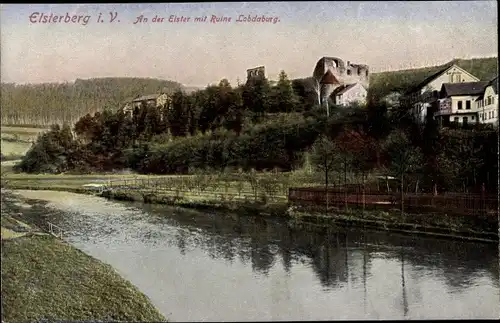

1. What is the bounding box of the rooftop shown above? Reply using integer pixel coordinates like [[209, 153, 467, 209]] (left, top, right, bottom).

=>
[[320, 70, 339, 85], [406, 64, 453, 94], [441, 81, 489, 97], [332, 83, 358, 96]]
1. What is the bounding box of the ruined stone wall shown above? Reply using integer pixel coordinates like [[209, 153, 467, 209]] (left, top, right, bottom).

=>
[[314, 57, 370, 89]]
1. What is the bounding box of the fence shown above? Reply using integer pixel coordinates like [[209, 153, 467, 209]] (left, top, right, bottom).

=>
[[288, 187, 498, 217], [48, 222, 63, 239], [100, 176, 289, 202]]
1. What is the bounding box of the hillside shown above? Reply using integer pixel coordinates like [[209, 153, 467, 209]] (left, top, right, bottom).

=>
[[368, 57, 498, 100], [1, 77, 183, 126]]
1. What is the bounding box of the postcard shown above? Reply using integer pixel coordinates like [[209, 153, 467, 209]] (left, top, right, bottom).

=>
[[1, 2, 498, 322]]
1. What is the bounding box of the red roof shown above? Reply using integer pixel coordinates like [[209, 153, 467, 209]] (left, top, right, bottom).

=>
[[320, 70, 339, 85]]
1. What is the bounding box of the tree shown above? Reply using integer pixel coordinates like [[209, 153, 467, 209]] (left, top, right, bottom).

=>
[[270, 71, 300, 113], [242, 77, 272, 121], [311, 135, 342, 213], [168, 90, 190, 137], [382, 130, 423, 215], [348, 131, 377, 211]]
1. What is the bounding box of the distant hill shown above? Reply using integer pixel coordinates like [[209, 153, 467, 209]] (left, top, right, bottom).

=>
[[182, 86, 204, 94], [1, 77, 183, 126], [368, 57, 498, 100]]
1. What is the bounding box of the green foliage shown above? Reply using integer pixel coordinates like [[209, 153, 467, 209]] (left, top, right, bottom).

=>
[[310, 135, 341, 179], [269, 71, 301, 113], [382, 130, 423, 179], [10, 64, 499, 197]]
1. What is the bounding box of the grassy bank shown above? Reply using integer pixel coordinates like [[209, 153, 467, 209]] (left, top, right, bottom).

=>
[[288, 206, 499, 243], [2, 172, 497, 244], [100, 189, 498, 244], [1, 196, 167, 323]]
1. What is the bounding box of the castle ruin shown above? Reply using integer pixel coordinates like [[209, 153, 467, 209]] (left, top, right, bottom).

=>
[[312, 57, 370, 109]]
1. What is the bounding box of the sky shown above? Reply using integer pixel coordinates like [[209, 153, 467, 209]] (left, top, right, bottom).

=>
[[1, 2, 498, 87]]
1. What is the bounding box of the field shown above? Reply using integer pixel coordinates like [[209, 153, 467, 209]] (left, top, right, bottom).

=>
[[0, 126, 48, 140], [0, 140, 32, 156], [1, 126, 47, 162]]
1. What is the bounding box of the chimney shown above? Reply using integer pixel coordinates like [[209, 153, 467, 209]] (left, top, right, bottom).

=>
[[347, 61, 350, 66]]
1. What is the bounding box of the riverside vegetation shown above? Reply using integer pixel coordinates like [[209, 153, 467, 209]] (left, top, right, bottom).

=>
[[2, 61, 499, 239]]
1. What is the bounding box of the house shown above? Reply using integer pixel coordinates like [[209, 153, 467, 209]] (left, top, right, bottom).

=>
[[403, 64, 480, 123], [331, 83, 367, 107], [435, 81, 489, 126], [476, 76, 498, 126], [122, 93, 171, 117]]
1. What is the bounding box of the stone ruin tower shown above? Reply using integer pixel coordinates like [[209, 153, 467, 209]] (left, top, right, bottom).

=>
[[312, 57, 370, 109]]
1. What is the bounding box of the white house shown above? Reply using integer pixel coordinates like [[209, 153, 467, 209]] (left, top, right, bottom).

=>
[[404, 64, 480, 123], [435, 81, 489, 126], [122, 93, 172, 118], [476, 76, 498, 126], [331, 83, 367, 107]]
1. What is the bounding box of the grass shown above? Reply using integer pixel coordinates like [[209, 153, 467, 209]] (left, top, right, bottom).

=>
[[0, 198, 167, 323], [1, 227, 27, 240], [0, 140, 31, 156], [1, 235, 167, 323], [0, 126, 48, 137], [0, 126, 44, 164]]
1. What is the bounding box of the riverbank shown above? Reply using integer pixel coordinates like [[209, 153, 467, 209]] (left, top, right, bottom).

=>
[[1, 193, 167, 323], [101, 189, 498, 244], [3, 181, 498, 244]]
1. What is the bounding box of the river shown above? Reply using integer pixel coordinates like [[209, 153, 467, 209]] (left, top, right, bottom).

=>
[[3, 190, 499, 321]]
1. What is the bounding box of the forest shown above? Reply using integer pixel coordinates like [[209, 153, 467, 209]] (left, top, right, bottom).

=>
[[14, 69, 499, 195]]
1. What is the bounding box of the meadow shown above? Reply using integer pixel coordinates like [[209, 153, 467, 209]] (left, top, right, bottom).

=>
[[1, 126, 47, 160]]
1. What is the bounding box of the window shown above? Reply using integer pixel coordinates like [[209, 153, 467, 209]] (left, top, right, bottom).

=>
[[366, 70, 369, 77], [471, 116, 475, 121], [489, 111, 491, 119], [466, 100, 471, 110], [347, 70, 351, 75], [457, 101, 463, 110], [487, 96, 492, 105], [463, 116, 468, 125], [454, 117, 459, 122]]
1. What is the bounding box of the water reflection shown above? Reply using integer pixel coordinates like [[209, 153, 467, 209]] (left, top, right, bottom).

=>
[[4, 190, 499, 320]]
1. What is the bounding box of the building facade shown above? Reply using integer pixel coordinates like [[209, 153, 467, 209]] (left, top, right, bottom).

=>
[[476, 77, 498, 126], [122, 93, 171, 118], [332, 83, 368, 107], [435, 81, 489, 126], [404, 64, 480, 123]]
